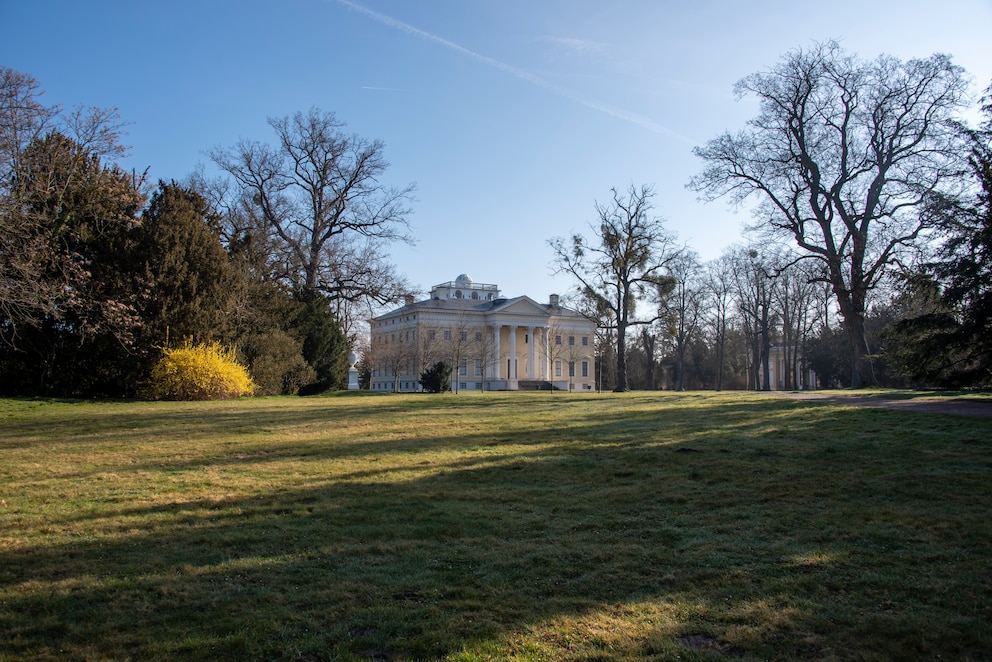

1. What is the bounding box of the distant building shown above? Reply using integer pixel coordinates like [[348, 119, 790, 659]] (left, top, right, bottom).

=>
[[369, 275, 597, 392], [766, 343, 817, 390]]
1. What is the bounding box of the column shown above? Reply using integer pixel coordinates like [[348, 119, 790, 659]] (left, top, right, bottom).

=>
[[508, 325, 517, 380], [527, 325, 535, 380], [492, 324, 501, 379], [542, 327, 549, 380]]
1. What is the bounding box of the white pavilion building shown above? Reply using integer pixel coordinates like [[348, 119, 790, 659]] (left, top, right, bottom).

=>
[[369, 275, 597, 392]]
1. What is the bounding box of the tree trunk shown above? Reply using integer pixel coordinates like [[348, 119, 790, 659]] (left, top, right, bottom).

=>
[[843, 313, 873, 388], [641, 328, 656, 390], [715, 323, 725, 391], [760, 306, 771, 391], [615, 321, 629, 391], [834, 280, 875, 389]]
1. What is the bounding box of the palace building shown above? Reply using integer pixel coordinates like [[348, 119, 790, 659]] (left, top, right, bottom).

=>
[[369, 275, 597, 392]]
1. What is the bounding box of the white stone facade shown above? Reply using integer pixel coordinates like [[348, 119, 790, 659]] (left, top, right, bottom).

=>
[[370, 275, 597, 392]]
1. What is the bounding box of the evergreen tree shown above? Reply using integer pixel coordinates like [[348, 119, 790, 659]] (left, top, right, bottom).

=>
[[135, 181, 235, 351], [0, 131, 144, 395]]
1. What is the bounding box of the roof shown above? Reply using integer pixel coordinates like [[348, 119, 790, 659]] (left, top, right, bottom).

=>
[[374, 294, 590, 322]]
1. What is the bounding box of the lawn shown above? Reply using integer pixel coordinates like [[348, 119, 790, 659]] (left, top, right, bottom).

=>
[[1, 391, 989, 660]]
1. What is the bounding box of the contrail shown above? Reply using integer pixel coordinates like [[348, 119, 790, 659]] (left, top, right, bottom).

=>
[[334, 0, 691, 143]]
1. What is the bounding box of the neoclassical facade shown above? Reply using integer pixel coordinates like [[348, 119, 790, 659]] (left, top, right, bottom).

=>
[[370, 275, 597, 392]]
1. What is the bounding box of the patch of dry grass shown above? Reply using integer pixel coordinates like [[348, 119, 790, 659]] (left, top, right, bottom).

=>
[[1, 391, 990, 660]]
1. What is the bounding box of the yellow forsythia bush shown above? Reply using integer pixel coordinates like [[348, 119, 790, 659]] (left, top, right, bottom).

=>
[[146, 340, 257, 400]]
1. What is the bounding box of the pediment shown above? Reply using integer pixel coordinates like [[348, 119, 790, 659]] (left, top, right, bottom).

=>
[[489, 296, 550, 317]]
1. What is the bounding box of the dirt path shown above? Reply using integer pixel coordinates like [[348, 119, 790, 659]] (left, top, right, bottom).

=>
[[764, 391, 992, 418]]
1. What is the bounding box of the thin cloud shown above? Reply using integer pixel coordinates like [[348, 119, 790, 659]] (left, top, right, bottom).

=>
[[537, 35, 608, 57], [333, 0, 691, 143]]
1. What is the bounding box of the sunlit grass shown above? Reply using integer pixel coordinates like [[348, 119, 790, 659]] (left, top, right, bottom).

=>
[[1, 391, 990, 660]]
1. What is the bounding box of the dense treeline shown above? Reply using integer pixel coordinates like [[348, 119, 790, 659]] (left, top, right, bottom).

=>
[[2, 50, 989, 398], [0, 68, 410, 397], [567, 44, 991, 392]]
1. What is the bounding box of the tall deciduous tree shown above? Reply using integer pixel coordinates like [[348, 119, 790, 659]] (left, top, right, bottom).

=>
[[690, 42, 971, 387], [211, 108, 416, 390], [662, 251, 704, 391], [549, 184, 678, 391], [705, 255, 735, 391], [210, 107, 415, 306], [728, 246, 777, 391]]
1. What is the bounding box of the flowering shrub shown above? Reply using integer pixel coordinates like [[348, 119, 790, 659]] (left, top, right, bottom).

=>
[[145, 340, 256, 400]]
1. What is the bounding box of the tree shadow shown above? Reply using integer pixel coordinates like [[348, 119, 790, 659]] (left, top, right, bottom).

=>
[[2, 395, 990, 659]]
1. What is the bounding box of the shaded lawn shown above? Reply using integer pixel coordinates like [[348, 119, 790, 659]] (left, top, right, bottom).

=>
[[0, 391, 990, 660]]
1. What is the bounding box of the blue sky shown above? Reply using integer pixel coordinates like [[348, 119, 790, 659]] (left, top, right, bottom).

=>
[[2, 0, 990, 305]]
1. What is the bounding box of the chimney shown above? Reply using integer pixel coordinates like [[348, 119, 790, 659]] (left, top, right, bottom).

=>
[[549, 294, 560, 307], [403, 294, 415, 306]]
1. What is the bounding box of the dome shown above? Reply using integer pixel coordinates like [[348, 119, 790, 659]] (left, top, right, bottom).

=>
[[455, 274, 473, 285]]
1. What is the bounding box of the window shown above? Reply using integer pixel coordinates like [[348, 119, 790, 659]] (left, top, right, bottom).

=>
[[443, 329, 451, 341], [459, 359, 467, 376], [525, 334, 529, 344], [460, 331, 467, 341], [582, 361, 589, 377], [568, 361, 575, 377], [428, 330, 436, 341], [475, 331, 482, 341], [582, 336, 589, 346], [474, 359, 482, 376], [555, 360, 562, 377], [555, 335, 562, 345], [568, 335, 575, 346]]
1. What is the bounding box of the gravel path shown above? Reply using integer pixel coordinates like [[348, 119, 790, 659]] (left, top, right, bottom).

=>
[[764, 391, 992, 418]]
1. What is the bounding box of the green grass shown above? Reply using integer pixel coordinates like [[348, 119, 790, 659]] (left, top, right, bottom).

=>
[[1, 391, 990, 661]]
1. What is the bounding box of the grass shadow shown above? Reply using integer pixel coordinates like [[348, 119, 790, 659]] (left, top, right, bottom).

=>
[[1, 392, 990, 659]]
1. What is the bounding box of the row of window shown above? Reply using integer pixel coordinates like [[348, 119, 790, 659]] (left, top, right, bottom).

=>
[[555, 360, 590, 378], [375, 329, 590, 347], [555, 335, 589, 347], [373, 359, 590, 380]]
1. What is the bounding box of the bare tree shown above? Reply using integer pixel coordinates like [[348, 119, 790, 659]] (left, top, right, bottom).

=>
[[639, 326, 659, 390], [705, 255, 735, 390], [446, 316, 476, 394], [211, 107, 415, 307], [774, 258, 824, 389], [727, 246, 778, 390], [662, 251, 705, 391], [690, 42, 972, 387], [549, 184, 678, 391]]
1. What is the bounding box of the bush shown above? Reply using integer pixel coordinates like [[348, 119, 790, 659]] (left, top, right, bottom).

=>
[[419, 361, 451, 393], [240, 328, 315, 395], [145, 340, 257, 400]]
